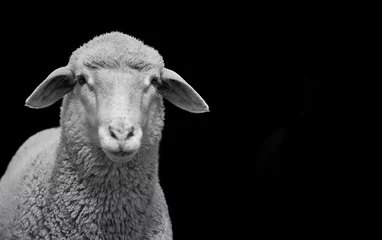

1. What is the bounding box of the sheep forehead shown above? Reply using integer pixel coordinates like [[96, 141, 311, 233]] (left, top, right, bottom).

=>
[[94, 68, 153, 90], [69, 32, 164, 71]]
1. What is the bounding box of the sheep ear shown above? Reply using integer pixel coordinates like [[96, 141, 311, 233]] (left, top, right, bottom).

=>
[[160, 68, 209, 113], [25, 66, 75, 109]]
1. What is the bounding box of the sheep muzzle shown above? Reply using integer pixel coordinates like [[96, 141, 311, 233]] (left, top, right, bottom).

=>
[[98, 121, 143, 163]]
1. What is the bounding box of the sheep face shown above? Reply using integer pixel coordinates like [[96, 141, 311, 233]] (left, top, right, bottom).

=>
[[74, 66, 163, 163], [25, 64, 208, 163], [25, 33, 209, 163]]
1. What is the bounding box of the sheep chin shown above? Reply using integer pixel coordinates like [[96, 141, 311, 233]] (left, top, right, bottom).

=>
[[102, 148, 137, 163]]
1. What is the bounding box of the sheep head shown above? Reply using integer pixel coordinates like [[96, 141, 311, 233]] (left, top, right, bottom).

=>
[[25, 32, 208, 163]]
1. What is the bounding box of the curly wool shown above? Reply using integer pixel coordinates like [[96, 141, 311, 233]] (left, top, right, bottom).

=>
[[70, 32, 164, 71]]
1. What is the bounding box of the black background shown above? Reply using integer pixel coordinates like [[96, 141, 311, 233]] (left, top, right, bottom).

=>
[[0, 9, 328, 239]]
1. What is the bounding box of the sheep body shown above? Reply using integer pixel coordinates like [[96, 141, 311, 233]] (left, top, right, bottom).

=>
[[0, 32, 208, 239], [0, 128, 60, 239]]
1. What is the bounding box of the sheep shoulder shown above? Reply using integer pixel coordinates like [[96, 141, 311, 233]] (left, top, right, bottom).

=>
[[0, 128, 60, 233], [1, 127, 60, 185]]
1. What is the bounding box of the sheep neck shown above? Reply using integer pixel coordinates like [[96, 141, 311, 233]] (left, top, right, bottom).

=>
[[48, 142, 160, 238]]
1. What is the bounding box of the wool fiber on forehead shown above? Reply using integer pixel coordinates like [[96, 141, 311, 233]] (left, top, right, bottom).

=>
[[69, 31, 164, 71]]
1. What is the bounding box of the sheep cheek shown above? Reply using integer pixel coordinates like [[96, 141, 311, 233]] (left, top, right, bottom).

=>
[[79, 88, 98, 128], [144, 99, 162, 144]]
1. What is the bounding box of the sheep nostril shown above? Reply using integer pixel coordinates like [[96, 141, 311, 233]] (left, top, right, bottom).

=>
[[126, 126, 135, 140], [108, 125, 135, 141], [109, 125, 118, 140]]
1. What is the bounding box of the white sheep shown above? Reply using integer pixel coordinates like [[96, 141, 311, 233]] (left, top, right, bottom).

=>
[[0, 32, 209, 240]]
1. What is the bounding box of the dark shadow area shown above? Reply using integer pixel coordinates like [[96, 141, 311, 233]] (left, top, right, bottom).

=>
[[255, 76, 322, 177]]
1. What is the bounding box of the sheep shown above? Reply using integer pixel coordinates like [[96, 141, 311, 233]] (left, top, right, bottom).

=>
[[0, 31, 209, 240]]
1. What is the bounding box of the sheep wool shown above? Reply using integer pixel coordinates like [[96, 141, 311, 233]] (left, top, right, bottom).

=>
[[70, 32, 164, 72]]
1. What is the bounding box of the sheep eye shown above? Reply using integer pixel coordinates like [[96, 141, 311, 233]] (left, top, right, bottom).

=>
[[150, 76, 161, 87], [77, 75, 87, 85]]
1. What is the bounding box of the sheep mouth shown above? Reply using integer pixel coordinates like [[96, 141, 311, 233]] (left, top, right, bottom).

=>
[[103, 148, 137, 162]]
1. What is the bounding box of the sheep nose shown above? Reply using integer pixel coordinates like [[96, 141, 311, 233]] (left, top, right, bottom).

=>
[[108, 124, 135, 141]]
